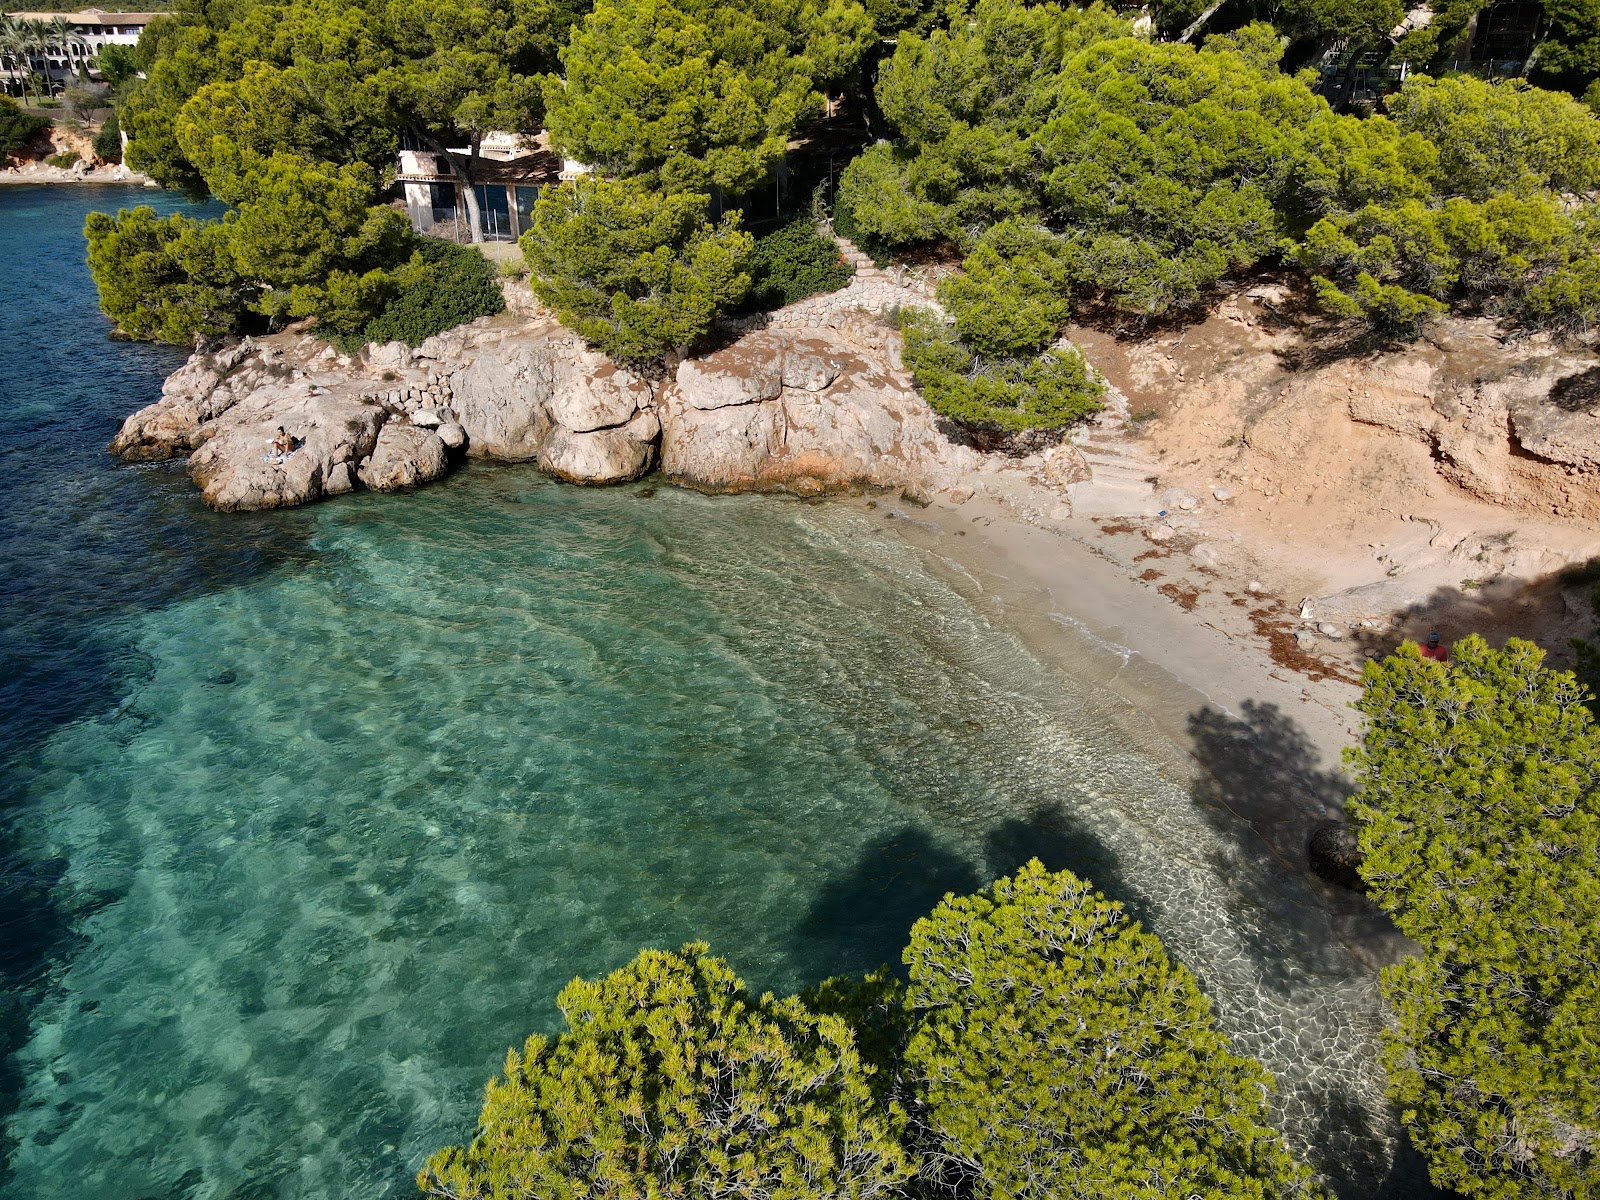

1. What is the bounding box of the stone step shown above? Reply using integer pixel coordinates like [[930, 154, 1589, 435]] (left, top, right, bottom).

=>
[[1080, 449, 1159, 469], [1085, 465, 1160, 487], [1078, 438, 1140, 456], [1067, 478, 1161, 518]]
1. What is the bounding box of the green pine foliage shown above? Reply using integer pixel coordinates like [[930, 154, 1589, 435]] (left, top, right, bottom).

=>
[[743, 219, 854, 311], [84, 157, 503, 347], [361, 242, 506, 348], [84, 206, 247, 343], [521, 178, 753, 360], [92, 112, 122, 163], [1348, 637, 1600, 1199], [900, 308, 1104, 436], [1303, 77, 1600, 333], [416, 944, 914, 1199], [90, 0, 579, 342], [838, 0, 1600, 342], [422, 872, 1330, 1200], [0, 96, 47, 162], [902, 860, 1329, 1200], [543, 0, 872, 196]]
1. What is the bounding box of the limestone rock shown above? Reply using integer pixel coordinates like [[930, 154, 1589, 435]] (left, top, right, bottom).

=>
[[110, 339, 259, 461], [437, 422, 467, 450], [365, 340, 413, 371], [357, 423, 449, 492], [1041, 444, 1090, 490], [674, 333, 786, 410], [1509, 380, 1600, 472], [325, 461, 355, 496], [188, 388, 385, 512], [540, 409, 660, 484], [411, 408, 442, 428], [660, 336, 975, 494], [781, 337, 841, 391], [548, 355, 653, 432], [449, 339, 559, 459]]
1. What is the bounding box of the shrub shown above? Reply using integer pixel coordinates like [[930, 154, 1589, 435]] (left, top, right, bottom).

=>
[[359, 241, 504, 348], [744, 219, 854, 311], [0, 97, 47, 162], [47, 150, 81, 169], [900, 308, 1104, 436], [418, 944, 913, 1199], [92, 112, 122, 164]]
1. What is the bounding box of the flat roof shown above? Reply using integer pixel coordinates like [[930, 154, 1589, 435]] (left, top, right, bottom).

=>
[[5, 10, 161, 22]]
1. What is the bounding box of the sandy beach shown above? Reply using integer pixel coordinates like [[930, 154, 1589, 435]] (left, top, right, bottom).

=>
[[869, 477, 1417, 972]]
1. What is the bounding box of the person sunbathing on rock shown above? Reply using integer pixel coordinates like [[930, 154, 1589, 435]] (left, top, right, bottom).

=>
[[266, 427, 294, 466]]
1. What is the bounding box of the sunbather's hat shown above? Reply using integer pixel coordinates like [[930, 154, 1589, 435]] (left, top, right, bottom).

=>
[[1427, 631, 1441, 645]]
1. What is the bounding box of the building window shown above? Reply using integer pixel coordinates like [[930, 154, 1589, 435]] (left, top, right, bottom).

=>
[[514, 186, 540, 232]]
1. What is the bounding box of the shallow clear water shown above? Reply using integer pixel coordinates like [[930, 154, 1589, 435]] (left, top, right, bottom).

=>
[[1, 187, 1424, 1199]]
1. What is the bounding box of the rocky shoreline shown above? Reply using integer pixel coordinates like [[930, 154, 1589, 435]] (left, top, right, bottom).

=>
[[110, 304, 980, 511]]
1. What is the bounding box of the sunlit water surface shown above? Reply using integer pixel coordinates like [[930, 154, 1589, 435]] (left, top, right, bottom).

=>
[[1, 186, 1425, 1199]]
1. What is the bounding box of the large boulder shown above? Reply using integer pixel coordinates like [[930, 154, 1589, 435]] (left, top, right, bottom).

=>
[[358, 423, 449, 492], [658, 394, 781, 484], [547, 355, 653, 432], [540, 409, 661, 484], [659, 331, 975, 493], [674, 332, 786, 410], [448, 338, 560, 459]]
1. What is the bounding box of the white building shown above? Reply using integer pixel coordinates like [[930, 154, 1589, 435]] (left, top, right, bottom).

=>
[[4, 9, 158, 89], [396, 133, 569, 243]]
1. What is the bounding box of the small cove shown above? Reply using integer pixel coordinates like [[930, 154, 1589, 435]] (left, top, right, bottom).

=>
[[0, 186, 1431, 1199]]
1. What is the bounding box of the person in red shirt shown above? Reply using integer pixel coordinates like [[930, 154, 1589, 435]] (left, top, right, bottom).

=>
[[1419, 631, 1448, 662]]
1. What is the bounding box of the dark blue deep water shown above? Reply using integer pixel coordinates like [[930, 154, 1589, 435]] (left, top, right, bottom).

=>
[[1, 186, 1422, 1199]]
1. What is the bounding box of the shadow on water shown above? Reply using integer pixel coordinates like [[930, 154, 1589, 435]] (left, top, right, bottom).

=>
[[796, 803, 1157, 981], [1185, 700, 1443, 1199]]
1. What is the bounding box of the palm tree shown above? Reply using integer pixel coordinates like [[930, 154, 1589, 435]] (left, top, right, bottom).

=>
[[0, 17, 31, 102]]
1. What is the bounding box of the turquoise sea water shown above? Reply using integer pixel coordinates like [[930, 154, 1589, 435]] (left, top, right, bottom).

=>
[[1, 187, 1428, 1199]]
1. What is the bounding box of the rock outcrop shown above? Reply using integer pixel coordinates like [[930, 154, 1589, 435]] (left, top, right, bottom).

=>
[[111, 307, 977, 511], [109, 334, 458, 512], [659, 331, 976, 494], [447, 325, 657, 481], [359, 423, 449, 492]]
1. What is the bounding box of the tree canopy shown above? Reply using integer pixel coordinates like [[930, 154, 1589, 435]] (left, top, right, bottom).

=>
[[543, 0, 871, 196], [901, 860, 1328, 1200], [520, 177, 752, 359], [1348, 637, 1600, 1199], [417, 944, 913, 1200], [838, 1, 1600, 340]]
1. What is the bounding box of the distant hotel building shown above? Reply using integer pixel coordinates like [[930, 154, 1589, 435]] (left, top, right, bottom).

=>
[[3, 9, 157, 89]]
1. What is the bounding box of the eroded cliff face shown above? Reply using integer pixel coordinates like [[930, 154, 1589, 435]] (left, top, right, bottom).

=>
[[1081, 301, 1600, 530], [109, 309, 975, 511]]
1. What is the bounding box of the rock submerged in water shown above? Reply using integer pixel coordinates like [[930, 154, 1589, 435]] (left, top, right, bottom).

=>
[[1308, 823, 1368, 894], [110, 313, 976, 510]]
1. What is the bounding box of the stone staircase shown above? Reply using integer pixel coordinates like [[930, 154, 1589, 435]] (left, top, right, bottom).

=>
[[1066, 388, 1163, 518]]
